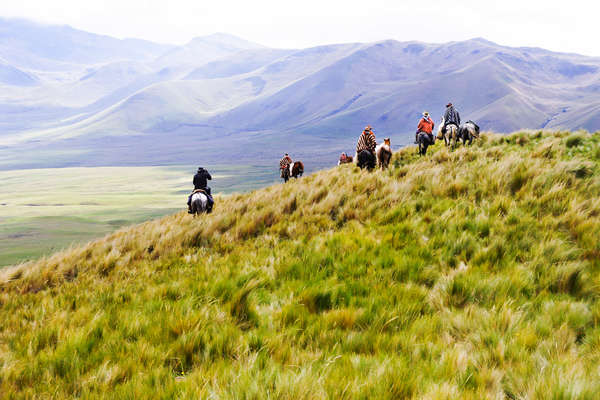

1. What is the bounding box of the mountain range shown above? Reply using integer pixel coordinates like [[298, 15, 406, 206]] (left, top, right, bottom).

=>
[[1, 17, 599, 169]]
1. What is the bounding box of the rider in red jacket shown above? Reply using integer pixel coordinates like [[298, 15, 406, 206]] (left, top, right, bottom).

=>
[[416, 111, 435, 144]]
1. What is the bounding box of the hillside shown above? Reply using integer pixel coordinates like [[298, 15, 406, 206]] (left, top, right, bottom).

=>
[[1, 131, 600, 398]]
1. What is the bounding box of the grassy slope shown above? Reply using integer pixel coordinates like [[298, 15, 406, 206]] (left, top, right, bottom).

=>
[[0, 165, 278, 267], [1, 131, 600, 399]]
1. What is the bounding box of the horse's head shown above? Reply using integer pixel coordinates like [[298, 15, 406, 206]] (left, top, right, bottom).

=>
[[384, 138, 391, 147]]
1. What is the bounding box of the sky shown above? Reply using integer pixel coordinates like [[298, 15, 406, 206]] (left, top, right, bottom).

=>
[[1, 0, 598, 56]]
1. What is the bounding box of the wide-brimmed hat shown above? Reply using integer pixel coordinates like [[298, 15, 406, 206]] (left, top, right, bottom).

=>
[[446, 103, 453, 107], [365, 125, 372, 131], [423, 111, 430, 117]]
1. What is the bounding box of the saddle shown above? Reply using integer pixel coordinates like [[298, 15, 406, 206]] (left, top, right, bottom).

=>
[[192, 188, 208, 196]]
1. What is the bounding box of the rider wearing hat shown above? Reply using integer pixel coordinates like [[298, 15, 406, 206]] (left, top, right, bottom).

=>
[[443, 102, 461, 134], [280, 153, 293, 178], [356, 125, 377, 155], [416, 111, 435, 144]]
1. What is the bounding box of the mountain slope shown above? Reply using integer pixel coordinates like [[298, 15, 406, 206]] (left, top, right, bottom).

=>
[[2, 19, 600, 169], [30, 38, 599, 149], [210, 39, 600, 135], [2, 131, 600, 398], [0, 60, 39, 86], [153, 33, 266, 69], [0, 17, 173, 68]]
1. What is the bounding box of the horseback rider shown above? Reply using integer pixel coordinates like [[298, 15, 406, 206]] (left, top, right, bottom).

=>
[[416, 111, 435, 144], [339, 152, 348, 164], [442, 102, 461, 135], [280, 153, 292, 178], [188, 166, 214, 213], [356, 125, 377, 156], [355, 125, 377, 169]]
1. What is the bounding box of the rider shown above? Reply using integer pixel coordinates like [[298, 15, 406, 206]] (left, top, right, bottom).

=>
[[442, 102, 461, 135], [280, 153, 292, 178], [339, 152, 348, 164], [416, 111, 435, 144], [188, 166, 214, 213], [356, 125, 377, 156]]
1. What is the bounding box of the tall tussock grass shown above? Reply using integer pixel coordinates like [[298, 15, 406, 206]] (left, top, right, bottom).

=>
[[1, 130, 600, 398]]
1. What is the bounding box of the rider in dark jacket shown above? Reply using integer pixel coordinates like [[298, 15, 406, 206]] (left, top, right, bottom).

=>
[[188, 167, 214, 213], [194, 167, 212, 192], [443, 103, 461, 132]]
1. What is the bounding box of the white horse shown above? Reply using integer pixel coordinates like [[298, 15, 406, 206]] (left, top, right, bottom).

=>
[[190, 191, 209, 215], [438, 116, 459, 148]]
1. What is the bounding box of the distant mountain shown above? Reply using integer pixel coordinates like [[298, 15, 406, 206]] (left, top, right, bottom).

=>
[[0, 59, 38, 86], [0, 17, 174, 68], [1, 18, 600, 169], [153, 33, 266, 69]]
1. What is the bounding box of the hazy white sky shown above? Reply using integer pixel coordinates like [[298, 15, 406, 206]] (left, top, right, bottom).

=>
[[1, 0, 598, 56]]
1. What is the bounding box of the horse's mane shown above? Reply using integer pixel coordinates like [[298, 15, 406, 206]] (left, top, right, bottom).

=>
[[466, 120, 480, 130]]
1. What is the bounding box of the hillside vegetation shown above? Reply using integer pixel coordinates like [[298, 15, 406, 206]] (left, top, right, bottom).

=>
[[1, 131, 600, 399]]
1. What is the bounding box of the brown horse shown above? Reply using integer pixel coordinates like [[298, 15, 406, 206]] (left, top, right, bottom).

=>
[[376, 138, 393, 169], [291, 161, 304, 178]]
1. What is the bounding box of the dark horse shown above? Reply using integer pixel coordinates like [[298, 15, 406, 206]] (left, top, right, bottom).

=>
[[357, 150, 376, 170], [417, 132, 435, 156], [457, 121, 480, 146], [282, 164, 291, 182], [291, 161, 304, 178]]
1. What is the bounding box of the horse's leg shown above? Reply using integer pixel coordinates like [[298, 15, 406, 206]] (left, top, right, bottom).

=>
[[451, 128, 457, 149]]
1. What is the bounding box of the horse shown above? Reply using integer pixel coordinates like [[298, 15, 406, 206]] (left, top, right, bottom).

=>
[[438, 116, 459, 148], [457, 120, 480, 146], [281, 164, 291, 182], [376, 138, 393, 169], [417, 132, 435, 156], [338, 153, 354, 165], [356, 149, 376, 170], [189, 191, 209, 215], [291, 161, 304, 178]]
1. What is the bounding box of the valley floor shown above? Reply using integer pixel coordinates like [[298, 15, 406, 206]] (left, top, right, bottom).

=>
[[0, 165, 278, 267]]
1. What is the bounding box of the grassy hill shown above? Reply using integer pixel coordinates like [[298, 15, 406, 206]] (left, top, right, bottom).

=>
[[1, 131, 600, 399]]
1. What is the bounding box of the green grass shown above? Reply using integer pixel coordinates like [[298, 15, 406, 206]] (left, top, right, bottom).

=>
[[1, 130, 600, 399], [0, 165, 277, 267]]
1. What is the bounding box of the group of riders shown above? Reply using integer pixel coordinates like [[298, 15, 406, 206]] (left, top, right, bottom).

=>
[[341, 102, 465, 167], [188, 102, 471, 213], [415, 102, 461, 146]]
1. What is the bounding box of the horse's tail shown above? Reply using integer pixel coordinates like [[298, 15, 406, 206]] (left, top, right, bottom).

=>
[[437, 122, 444, 140]]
